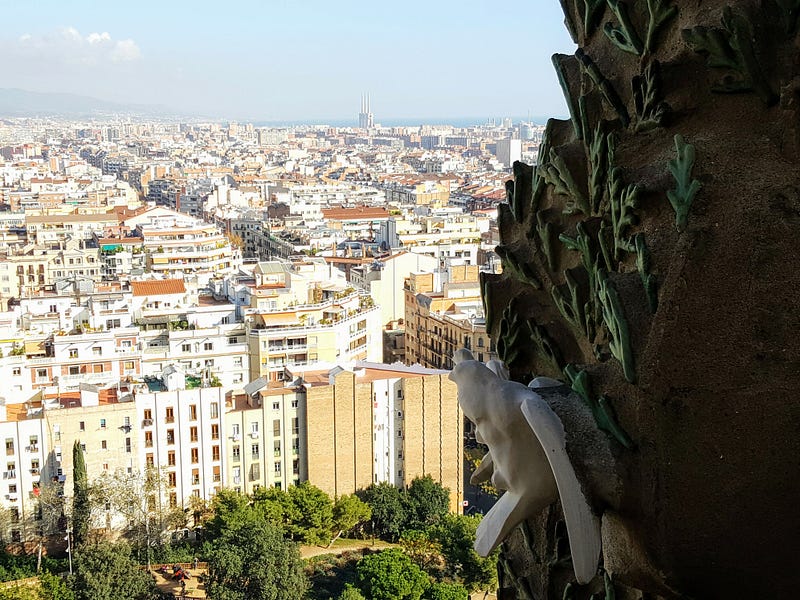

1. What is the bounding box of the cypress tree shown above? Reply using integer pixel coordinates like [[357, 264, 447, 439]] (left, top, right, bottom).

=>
[[72, 440, 89, 545]]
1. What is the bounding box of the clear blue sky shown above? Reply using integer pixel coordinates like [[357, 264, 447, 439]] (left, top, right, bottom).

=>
[[0, 0, 576, 121]]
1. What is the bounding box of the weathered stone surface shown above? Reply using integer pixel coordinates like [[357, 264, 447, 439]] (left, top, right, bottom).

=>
[[488, 1, 800, 597]]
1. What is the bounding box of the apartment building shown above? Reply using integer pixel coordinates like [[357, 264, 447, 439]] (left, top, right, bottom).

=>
[[404, 265, 495, 370], [223, 383, 305, 494], [136, 387, 225, 509], [0, 402, 47, 543], [303, 362, 463, 512], [122, 207, 240, 284], [243, 258, 382, 381]]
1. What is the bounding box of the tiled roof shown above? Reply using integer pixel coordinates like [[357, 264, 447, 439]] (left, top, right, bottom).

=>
[[131, 279, 186, 297], [322, 206, 390, 220]]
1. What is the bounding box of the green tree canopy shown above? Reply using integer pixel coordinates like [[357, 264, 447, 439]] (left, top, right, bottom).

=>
[[330, 494, 371, 545], [286, 482, 333, 545], [358, 482, 407, 541], [40, 571, 75, 600], [425, 582, 469, 600], [429, 514, 498, 592], [206, 509, 308, 600], [400, 529, 445, 574], [252, 486, 298, 531], [336, 584, 367, 600], [205, 488, 251, 539], [72, 542, 158, 600], [355, 549, 430, 600], [404, 475, 450, 531]]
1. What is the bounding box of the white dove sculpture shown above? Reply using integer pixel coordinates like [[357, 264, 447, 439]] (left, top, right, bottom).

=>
[[450, 349, 601, 585]]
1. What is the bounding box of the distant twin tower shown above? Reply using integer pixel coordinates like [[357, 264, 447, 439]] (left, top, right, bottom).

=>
[[358, 93, 374, 129]]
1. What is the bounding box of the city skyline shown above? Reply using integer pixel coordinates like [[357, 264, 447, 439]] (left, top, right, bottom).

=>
[[0, 1, 576, 121]]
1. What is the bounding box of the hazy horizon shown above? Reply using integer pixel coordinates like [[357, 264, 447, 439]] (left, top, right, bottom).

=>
[[0, 1, 576, 122]]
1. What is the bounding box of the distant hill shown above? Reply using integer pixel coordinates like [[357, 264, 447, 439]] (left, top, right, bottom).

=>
[[0, 88, 176, 118]]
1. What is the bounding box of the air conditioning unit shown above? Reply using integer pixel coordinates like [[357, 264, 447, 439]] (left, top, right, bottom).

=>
[[250, 432, 259, 439], [142, 419, 153, 427], [230, 434, 240, 441]]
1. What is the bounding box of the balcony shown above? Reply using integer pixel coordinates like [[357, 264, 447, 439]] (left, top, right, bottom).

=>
[[142, 419, 153, 427]]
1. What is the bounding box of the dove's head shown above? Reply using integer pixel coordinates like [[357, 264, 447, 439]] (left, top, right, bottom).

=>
[[449, 349, 499, 424]]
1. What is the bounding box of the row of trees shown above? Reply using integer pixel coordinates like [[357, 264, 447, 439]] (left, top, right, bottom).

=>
[[203, 476, 496, 600], [0, 468, 495, 600]]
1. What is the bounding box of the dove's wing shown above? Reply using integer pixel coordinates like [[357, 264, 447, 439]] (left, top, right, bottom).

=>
[[470, 452, 494, 485], [520, 395, 601, 585]]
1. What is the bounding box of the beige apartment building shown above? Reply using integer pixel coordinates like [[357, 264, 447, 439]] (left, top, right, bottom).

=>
[[304, 363, 464, 512], [404, 265, 495, 370]]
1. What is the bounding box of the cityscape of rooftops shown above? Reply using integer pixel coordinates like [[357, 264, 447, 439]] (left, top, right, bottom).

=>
[[0, 1, 578, 598]]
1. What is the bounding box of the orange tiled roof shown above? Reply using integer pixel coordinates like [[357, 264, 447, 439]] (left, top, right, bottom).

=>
[[131, 279, 186, 297], [321, 206, 390, 221]]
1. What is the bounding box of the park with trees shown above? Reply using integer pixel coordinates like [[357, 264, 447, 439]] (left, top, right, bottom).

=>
[[0, 471, 497, 600]]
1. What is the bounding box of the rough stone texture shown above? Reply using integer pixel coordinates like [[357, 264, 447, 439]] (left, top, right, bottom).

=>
[[489, 1, 800, 598]]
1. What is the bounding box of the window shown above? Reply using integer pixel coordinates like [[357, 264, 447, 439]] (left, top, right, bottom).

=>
[[166, 430, 175, 445], [101, 440, 107, 450], [292, 418, 299, 435], [12, 368, 20, 376], [144, 431, 153, 447], [273, 420, 280, 436], [251, 422, 259, 435], [68, 349, 78, 358], [36, 368, 47, 380], [274, 440, 281, 456], [192, 469, 200, 485], [212, 445, 220, 460], [190, 426, 198, 442], [124, 416, 130, 427], [168, 473, 176, 487], [144, 409, 152, 421], [292, 438, 300, 453], [106, 319, 121, 329], [10, 508, 19, 523], [272, 401, 280, 411], [191, 448, 199, 463], [228, 336, 238, 344], [293, 459, 299, 475], [8, 484, 17, 494], [182, 343, 191, 353], [124, 360, 135, 371], [190, 405, 197, 420], [30, 459, 39, 472], [231, 424, 240, 438], [165, 407, 174, 423], [79, 421, 85, 432], [168, 451, 176, 466], [232, 446, 240, 461], [274, 462, 282, 475], [251, 444, 260, 459], [146, 453, 154, 467], [291, 399, 299, 409], [100, 419, 106, 429], [125, 437, 131, 453], [233, 357, 243, 367], [211, 424, 219, 440], [210, 403, 219, 419], [92, 347, 102, 356], [67, 365, 79, 375], [204, 342, 213, 351]]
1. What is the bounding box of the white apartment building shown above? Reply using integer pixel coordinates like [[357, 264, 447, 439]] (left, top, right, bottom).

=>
[[136, 387, 225, 510]]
